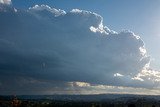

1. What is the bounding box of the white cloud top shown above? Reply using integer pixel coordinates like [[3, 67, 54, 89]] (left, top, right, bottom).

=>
[[0, 0, 11, 4], [29, 5, 66, 17]]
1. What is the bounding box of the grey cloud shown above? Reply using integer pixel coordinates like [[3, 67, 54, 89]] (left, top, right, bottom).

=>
[[0, 4, 152, 94]]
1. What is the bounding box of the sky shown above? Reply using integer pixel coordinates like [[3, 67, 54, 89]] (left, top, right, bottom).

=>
[[0, 0, 160, 95]]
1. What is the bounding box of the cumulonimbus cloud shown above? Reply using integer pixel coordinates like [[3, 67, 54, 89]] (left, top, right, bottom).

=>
[[0, 4, 159, 94]]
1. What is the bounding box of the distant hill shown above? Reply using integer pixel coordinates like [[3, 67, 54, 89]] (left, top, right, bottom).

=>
[[1, 94, 159, 102]]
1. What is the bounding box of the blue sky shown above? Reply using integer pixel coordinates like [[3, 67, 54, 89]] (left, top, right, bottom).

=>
[[11, 0, 160, 69], [1, 0, 160, 95]]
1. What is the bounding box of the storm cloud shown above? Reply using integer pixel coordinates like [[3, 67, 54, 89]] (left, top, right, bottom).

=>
[[0, 4, 158, 94]]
